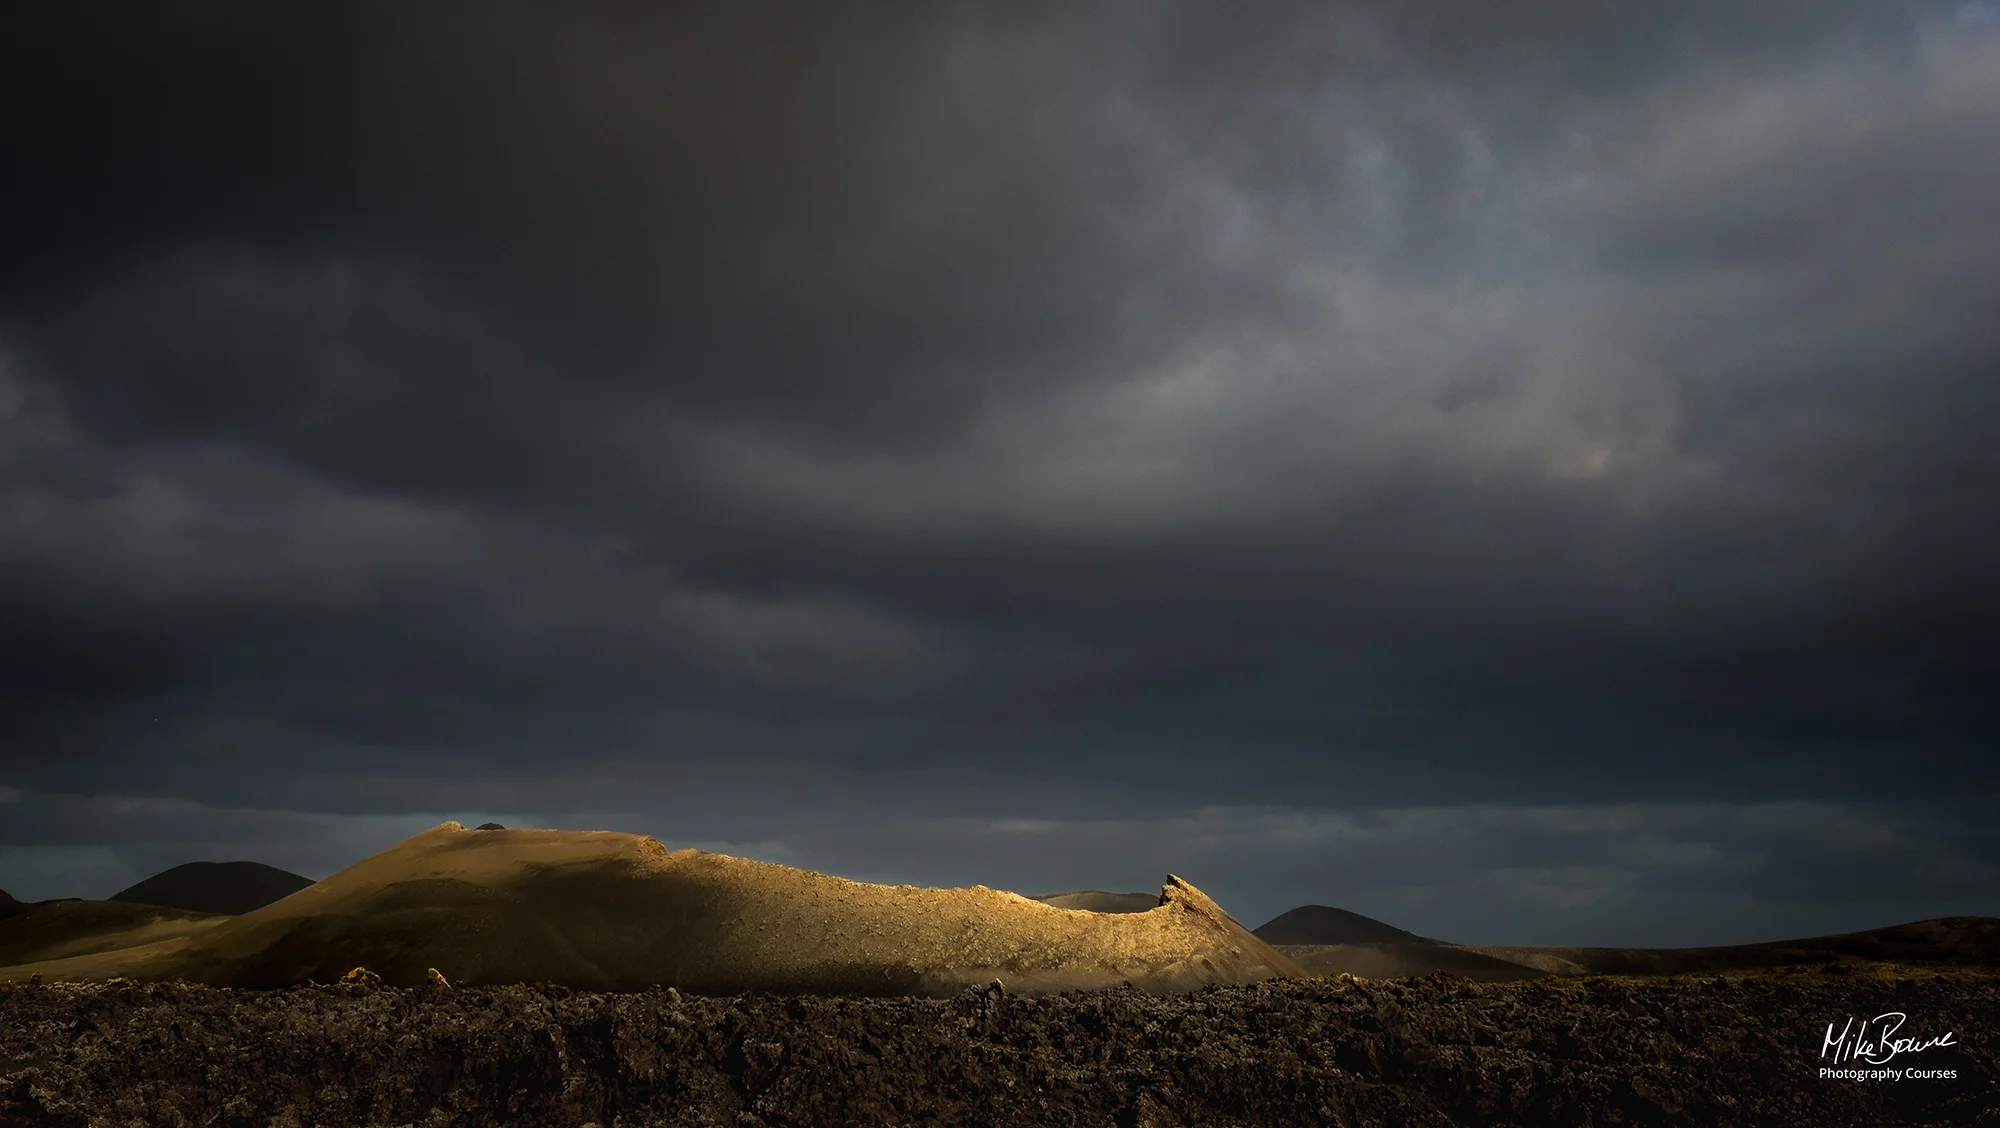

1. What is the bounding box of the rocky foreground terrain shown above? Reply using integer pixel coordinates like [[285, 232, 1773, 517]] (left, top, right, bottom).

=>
[[3, 965, 1994, 1127]]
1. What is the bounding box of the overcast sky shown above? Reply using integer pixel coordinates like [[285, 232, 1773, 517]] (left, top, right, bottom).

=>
[[2, 2, 1997, 947]]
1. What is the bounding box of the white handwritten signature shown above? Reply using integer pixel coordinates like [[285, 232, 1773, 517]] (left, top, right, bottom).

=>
[[1821, 1013, 1957, 1065]]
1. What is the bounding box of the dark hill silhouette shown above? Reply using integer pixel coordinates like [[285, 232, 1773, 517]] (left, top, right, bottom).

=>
[[1253, 905, 1431, 945], [111, 861, 315, 916], [0, 889, 18, 921]]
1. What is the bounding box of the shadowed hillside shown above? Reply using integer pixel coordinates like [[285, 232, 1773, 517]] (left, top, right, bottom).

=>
[[1457, 916, 2000, 976], [1, 823, 1305, 996], [111, 861, 316, 916], [0, 899, 229, 967]]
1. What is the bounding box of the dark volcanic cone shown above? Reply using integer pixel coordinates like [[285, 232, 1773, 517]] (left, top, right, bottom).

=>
[[1253, 904, 1430, 945], [112, 861, 315, 916]]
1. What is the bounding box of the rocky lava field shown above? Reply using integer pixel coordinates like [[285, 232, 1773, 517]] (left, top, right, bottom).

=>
[[4, 965, 1994, 1127]]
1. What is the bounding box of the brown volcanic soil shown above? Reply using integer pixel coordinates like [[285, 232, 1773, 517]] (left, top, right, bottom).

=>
[[3, 966, 1994, 1127], [1459, 917, 2000, 978], [0, 823, 1303, 996]]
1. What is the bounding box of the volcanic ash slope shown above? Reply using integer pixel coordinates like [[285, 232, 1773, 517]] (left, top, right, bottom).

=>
[[0, 823, 1306, 996]]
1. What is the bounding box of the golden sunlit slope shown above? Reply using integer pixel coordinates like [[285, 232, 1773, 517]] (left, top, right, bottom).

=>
[[0, 823, 1306, 996]]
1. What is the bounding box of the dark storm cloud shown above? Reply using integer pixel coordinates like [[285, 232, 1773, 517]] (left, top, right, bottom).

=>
[[3, 2, 1245, 443], [3, 2, 1998, 943]]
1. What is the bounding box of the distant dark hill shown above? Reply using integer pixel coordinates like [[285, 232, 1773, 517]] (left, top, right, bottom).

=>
[[1028, 890, 1160, 914], [1253, 905, 1430, 946], [0, 889, 18, 921], [110, 862, 315, 916]]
